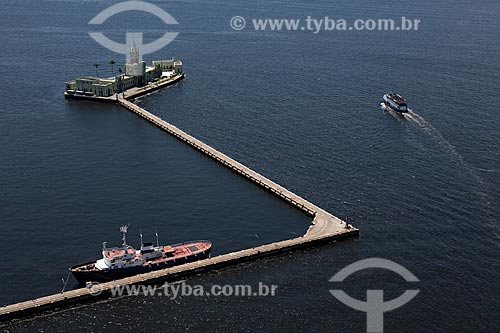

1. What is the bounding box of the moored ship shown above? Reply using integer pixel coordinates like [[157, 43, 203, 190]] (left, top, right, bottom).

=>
[[70, 225, 212, 283], [381, 92, 409, 113]]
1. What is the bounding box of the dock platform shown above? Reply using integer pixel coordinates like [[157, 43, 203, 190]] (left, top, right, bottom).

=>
[[64, 74, 185, 102]]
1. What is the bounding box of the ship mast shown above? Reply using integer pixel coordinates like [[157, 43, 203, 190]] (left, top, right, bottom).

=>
[[120, 224, 129, 247], [155, 229, 159, 248]]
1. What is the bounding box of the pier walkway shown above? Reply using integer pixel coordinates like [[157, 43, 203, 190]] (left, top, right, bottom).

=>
[[1, 84, 358, 323], [116, 98, 352, 240]]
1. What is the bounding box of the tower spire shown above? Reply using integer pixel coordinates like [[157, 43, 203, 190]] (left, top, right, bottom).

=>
[[130, 37, 139, 64]]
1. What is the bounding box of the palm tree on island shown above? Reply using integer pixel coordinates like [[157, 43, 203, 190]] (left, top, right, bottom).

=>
[[109, 60, 116, 77], [93, 63, 100, 78]]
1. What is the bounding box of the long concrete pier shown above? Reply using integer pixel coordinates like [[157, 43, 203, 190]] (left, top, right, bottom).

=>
[[116, 98, 352, 238], [1, 81, 358, 323]]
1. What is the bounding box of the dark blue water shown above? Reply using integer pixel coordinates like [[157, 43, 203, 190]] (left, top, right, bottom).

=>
[[1, 0, 499, 331]]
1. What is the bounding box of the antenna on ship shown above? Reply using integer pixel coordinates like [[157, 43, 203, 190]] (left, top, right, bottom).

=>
[[140, 228, 143, 246], [120, 223, 130, 247], [155, 228, 159, 248]]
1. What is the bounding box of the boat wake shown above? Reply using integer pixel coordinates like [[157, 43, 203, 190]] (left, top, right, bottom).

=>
[[404, 110, 468, 168], [404, 109, 500, 238]]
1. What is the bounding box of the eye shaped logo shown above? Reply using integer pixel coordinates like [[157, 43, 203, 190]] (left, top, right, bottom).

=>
[[88, 0, 179, 63], [86, 281, 103, 296], [329, 258, 419, 333]]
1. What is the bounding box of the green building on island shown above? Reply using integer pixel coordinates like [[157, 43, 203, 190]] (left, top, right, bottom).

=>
[[65, 39, 183, 98]]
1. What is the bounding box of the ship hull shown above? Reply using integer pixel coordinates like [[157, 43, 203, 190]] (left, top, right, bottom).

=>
[[71, 243, 211, 284]]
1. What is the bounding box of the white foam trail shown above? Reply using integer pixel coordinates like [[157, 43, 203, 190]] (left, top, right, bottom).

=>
[[405, 110, 469, 168], [404, 110, 500, 237], [471, 167, 499, 173], [404, 109, 486, 188]]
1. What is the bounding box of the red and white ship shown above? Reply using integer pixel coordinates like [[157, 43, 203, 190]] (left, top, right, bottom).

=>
[[70, 225, 212, 283]]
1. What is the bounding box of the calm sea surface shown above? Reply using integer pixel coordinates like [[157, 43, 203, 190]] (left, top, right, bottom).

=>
[[0, 0, 499, 331]]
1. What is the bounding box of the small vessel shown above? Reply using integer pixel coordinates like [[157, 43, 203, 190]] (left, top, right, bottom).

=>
[[70, 225, 212, 283], [381, 92, 409, 113]]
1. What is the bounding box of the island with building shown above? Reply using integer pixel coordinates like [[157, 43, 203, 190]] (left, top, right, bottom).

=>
[[64, 40, 184, 101]]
